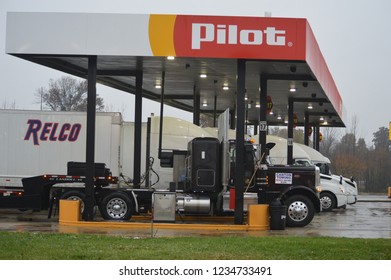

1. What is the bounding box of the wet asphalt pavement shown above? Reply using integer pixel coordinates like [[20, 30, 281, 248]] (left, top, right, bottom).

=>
[[0, 194, 390, 239]]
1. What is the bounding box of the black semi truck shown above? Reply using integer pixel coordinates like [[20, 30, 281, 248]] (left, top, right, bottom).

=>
[[1, 136, 321, 227]]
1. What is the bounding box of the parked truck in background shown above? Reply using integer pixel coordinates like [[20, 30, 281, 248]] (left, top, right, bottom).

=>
[[0, 109, 321, 227], [296, 143, 358, 210]]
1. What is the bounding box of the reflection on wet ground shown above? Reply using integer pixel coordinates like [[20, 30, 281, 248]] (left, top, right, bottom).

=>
[[1, 195, 390, 239]]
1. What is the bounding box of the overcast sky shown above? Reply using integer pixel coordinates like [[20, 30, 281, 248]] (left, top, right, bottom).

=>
[[1, 0, 390, 145]]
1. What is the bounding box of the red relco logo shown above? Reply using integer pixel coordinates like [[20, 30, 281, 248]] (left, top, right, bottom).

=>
[[24, 119, 82, 146]]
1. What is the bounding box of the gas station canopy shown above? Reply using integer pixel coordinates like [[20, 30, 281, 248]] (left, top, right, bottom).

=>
[[6, 12, 346, 127]]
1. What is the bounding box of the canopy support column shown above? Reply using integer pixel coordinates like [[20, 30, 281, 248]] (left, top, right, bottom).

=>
[[314, 123, 320, 151], [258, 75, 268, 204], [259, 76, 268, 164], [193, 85, 200, 125], [133, 70, 143, 187], [213, 94, 217, 127], [287, 97, 294, 165], [83, 55, 97, 221], [158, 71, 165, 159], [234, 59, 246, 225], [304, 111, 310, 146]]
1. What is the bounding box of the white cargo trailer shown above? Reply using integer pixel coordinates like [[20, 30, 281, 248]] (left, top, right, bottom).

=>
[[0, 110, 214, 191], [0, 109, 122, 190]]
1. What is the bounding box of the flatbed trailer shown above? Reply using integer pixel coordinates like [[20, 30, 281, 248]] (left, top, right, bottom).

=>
[[0, 171, 117, 212]]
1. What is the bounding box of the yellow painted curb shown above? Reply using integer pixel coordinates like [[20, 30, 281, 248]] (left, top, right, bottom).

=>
[[58, 198, 269, 231], [59, 220, 269, 231]]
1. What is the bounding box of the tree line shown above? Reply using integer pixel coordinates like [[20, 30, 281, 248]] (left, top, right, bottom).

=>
[[270, 125, 391, 193], [320, 126, 391, 193]]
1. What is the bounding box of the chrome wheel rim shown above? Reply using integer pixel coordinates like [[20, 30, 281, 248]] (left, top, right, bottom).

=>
[[320, 196, 332, 210], [106, 198, 128, 219], [287, 200, 308, 222]]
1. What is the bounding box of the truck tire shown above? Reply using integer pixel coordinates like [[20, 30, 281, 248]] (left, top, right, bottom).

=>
[[320, 192, 336, 212], [284, 195, 315, 227], [61, 190, 86, 214], [99, 192, 133, 221]]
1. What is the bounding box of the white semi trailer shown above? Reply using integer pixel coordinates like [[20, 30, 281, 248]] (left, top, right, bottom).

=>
[[0, 110, 122, 187]]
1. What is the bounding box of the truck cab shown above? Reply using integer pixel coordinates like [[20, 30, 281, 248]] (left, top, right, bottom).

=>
[[315, 162, 358, 207], [226, 140, 321, 227]]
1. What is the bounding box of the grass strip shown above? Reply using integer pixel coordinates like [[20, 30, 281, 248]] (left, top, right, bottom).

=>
[[0, 231, 390, 260]]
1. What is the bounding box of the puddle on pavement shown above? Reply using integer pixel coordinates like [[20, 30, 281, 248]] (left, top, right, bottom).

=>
[[1, 198, 391, 238]]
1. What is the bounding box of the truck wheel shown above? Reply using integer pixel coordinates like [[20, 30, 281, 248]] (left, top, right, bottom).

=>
[[284, 195, 314, 227], [61, 191, 86, 214], [100, 192, 133, 221], [320, 192, 336, 212]]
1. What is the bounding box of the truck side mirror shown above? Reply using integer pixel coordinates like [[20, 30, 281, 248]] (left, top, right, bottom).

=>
[[265, 142, 276, 157], [160, 151, 174, 167], [266, 142, 276, 151]]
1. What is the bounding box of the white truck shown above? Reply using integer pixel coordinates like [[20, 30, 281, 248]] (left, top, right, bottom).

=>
[[295, 143, 358, 211], [0, 109, 322, 227], [295, 143, 358, 208]]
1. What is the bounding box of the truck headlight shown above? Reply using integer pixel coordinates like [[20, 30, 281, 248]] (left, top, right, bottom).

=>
[[316, 186, 322, 193]]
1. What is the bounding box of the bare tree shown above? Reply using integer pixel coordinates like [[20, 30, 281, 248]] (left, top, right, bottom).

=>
[[1, 99, 17, 109], [347, 115, 360, 154], [268, 127, 306, 144], [35, 76, 104, 111], [319, 127, 341, 158], [349, 115, 359, 137]]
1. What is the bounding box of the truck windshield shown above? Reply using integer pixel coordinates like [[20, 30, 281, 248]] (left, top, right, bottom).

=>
[[228, 141, 255, 187]]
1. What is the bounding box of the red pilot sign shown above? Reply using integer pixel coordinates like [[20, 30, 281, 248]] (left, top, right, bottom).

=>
[[149, 15, 306, 60]]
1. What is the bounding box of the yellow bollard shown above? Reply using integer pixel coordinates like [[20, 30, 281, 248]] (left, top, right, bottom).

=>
[[248, 204, 269, 228], [59, 199, 81, 222], [388, 187, 391, 198]]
